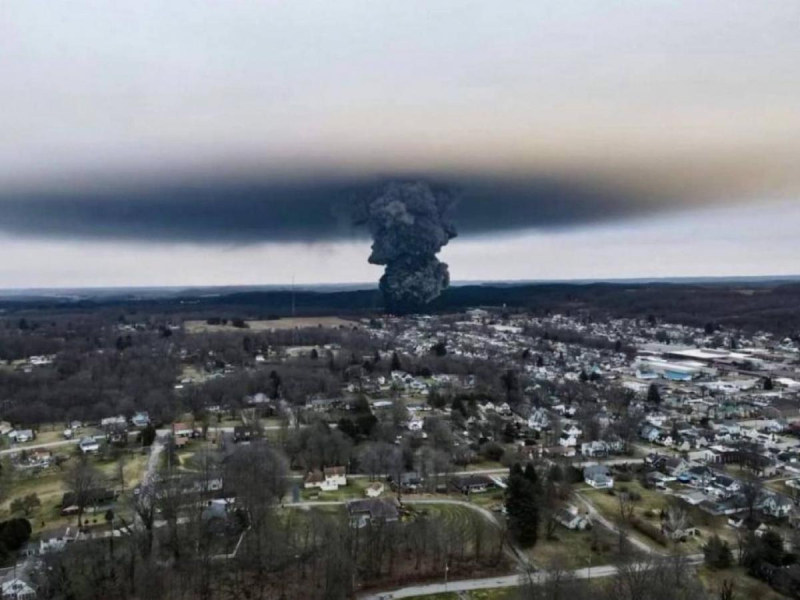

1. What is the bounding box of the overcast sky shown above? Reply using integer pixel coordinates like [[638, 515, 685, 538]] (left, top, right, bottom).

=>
[[1, 1, 798, 288]]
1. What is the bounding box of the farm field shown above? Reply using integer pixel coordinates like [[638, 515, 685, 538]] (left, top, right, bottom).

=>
[[184, 317, 357, 334]]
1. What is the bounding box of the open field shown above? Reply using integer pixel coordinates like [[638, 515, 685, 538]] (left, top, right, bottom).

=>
[[583, 482, 672, 553], [95, 450, 149, 489], [0, 468, 69, 532], [184, 316, 357, 334], [699, 566, 788, 600], [583, 480, 737, 554], [529, 521, 645, 569], [465, 489, 505, 510], [1, 448, 148, 534], [13, 429, 65, 446], [584, 480, 668, 519]]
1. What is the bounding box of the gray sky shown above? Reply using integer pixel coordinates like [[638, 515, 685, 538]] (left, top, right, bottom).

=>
[[1, 1, 799, 287]]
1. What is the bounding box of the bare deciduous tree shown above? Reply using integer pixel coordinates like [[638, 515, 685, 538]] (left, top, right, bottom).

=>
[[65, 455, 105, 527]]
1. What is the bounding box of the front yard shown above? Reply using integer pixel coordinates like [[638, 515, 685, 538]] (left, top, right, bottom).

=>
[[528, 520, 646, 570]]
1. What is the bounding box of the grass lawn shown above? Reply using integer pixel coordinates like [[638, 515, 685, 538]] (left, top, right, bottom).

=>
[[94, 450, 148, 489], [529, 521, 645, 570], [15, 429, 66, 446], [408, 503, 501, 553], [405, 586, 576, 599], [2, 448, 149, 534], [466, 590, 517, 600], [300, 479, 372, 501], [585, 480, 667, 515], [583, 481, 739, 555], [698, 566, 787, 600], [466, 489, 505, 510], [1, 467, 70, 533], [764, 479, 794, 497], [278, 504, 347, 523], [464, 461, 505, 472], [582, 482, 676, 553]]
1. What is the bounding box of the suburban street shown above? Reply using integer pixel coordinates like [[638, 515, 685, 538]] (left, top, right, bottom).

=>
[[359, 555, 705, 599], [0, 438, 79, 456]]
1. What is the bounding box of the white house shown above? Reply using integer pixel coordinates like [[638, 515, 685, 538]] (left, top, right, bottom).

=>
[[584, 465, 614, 489], [365, 482, 385, 498], [558, 424, 582, 447], [323, 466, 347, 487], [527, 409, 550, 431], [760, 493, 793, 518], [1, 578, 36, 600], [100, 415, 127, 427], [38, 526, 78, 554], [131, 412, 150, 428], [558, 432, 579, 447], [79, 437, 100, 454], [646, 413, 669, 428], [581, 441, 608, 457], [407, 418, 424, 431], [552, 403, 577, 417], [640, 425, 661, 443], [305, 466, 347, 491], [554, 505, 591, 530], [8, 429, 34, 444]]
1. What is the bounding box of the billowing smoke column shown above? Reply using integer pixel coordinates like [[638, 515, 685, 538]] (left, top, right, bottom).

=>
[[355, 181, 457, 314]]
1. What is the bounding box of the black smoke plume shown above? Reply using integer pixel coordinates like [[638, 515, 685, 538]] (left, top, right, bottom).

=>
[[355, 181, 457, 314]]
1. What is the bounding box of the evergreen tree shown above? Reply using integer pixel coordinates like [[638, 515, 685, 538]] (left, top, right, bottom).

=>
[[451, 396, 467, 417], [524, 462, 539, 486], [647, 383, 662, 404], [506, 463, 540, 548], [704, 534, 733, 569]]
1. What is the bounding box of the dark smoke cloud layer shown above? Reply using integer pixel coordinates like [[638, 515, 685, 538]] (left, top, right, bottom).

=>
[[355, 181, 456, 313], [0, 173, 643, 244]]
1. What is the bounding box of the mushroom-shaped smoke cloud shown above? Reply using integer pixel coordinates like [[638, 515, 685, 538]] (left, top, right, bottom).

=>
[[355, 181, 457, 314]]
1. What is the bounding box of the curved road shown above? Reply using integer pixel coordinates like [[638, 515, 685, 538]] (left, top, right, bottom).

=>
[[284, 495, 532, 570], [360, 555, 704, 599]]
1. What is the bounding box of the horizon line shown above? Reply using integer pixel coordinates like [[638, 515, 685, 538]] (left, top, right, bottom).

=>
[[0, 273, 799, 297]]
